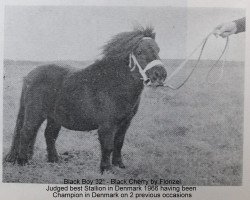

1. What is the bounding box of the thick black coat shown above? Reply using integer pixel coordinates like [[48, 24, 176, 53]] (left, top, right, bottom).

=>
[[5, 27, 166, 172]]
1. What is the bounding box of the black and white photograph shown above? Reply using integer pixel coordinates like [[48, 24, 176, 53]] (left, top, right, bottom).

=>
[[0, 0, 249, 199]]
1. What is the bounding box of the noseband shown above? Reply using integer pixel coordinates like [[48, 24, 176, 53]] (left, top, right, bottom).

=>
[[129, 37, 164, 85]]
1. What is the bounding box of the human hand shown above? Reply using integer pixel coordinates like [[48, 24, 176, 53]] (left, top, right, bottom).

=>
[[213, 21, 237, 38]]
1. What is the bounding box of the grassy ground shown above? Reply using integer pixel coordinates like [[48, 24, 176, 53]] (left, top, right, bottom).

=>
[[2, 59, 244, 185]]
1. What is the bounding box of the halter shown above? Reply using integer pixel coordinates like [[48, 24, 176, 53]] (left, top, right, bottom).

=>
[[129, 37, 164, 86]]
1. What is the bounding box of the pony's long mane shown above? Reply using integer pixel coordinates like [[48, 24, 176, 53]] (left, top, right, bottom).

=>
[[102, 26, 155, 61]]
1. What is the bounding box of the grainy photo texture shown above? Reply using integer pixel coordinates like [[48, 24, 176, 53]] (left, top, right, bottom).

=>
[[2, 6, 245, 185]]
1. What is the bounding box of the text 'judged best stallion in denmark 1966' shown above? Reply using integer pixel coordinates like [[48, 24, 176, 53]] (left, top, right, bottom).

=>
[[5, 27, 167, 173]]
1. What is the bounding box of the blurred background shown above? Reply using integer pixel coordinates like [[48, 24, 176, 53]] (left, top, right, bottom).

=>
[[4, 6, 245, 62]]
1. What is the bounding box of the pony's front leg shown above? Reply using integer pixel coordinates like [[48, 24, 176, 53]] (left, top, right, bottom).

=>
[[98, 123, 118, 173], [112, 119, 131, 168]]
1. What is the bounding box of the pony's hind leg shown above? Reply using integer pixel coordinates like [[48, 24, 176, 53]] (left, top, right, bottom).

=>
[[44, 118, 61, 163], [27, 130, 41, 160], [17, 108, 45, 165]]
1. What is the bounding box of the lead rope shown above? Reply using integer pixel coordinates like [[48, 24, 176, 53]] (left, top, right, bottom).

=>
[[163, 32, 229, 90], [206, 37, 229, 84]]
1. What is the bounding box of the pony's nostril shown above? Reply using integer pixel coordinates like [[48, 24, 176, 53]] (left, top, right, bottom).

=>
[[144, 79, 151, 85]]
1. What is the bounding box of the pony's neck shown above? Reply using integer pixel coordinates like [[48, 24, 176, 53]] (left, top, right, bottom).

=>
[[101, 57, 144, 90]]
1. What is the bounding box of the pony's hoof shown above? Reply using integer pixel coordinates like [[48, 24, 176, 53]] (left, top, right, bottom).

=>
[[118, 163, 125, 168], [112, 160, 125, 168], [100, 165, 112, 174], [48, 155, 59, 163], [17, 157, 28, 166], [5, 152, 17, 163]]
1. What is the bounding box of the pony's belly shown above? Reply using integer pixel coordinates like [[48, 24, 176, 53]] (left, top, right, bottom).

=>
[[53, 105, 98, 131], [61, 120, 98, 131]]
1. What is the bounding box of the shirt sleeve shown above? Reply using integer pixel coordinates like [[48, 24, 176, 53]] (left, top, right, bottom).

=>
[[233, 17, 246, 34]]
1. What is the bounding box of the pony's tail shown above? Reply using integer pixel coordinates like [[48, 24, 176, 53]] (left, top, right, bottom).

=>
[[4, 83, 26, 163]]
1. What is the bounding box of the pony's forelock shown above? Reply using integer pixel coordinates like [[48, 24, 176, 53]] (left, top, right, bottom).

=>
[[102, 26, 155, 61]]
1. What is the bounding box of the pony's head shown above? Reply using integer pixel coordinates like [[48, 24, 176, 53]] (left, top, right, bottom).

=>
[[102, 27, 167, 87]]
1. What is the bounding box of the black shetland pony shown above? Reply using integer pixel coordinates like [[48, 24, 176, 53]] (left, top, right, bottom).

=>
[[5, 27, 167, 172]]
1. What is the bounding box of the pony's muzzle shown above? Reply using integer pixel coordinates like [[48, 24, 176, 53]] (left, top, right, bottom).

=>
[[143, 78, 151, 86], [145, 64, 167, 87]]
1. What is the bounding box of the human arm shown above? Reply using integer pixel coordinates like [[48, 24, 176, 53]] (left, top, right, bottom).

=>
[[213, 17, 245, 38]]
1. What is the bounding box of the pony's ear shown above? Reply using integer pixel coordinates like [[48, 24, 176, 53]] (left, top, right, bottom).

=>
[[151, 33, 156, 39]]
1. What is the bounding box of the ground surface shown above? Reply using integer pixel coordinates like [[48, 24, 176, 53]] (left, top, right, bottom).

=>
[[2, 59, 244, 185]]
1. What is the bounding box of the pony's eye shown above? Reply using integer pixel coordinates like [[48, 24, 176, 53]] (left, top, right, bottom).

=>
[[137, 50, 142, 55]]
